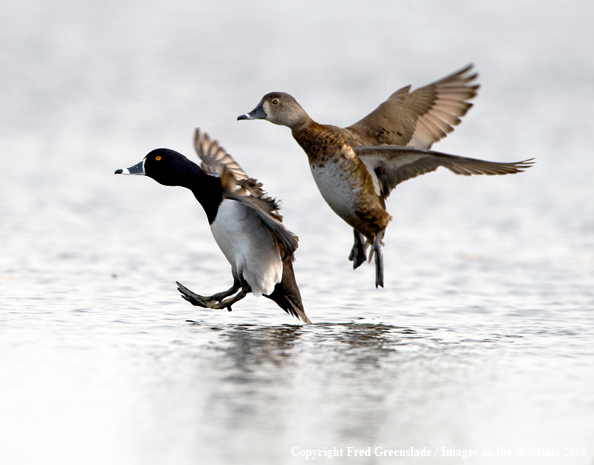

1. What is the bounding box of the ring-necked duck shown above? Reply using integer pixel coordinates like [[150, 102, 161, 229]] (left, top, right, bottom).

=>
[[238, 65, 533, 288], [115, 129, 311, 324]]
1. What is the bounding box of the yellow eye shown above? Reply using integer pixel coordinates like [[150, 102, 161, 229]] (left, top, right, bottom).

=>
[[155, 156, 162, 161], [271, 98, 279, 105]]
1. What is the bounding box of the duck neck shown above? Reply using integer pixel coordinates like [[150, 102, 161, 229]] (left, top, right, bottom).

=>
[[292, 121, 331, 163], [289, 113, 314, 134], [180, 165, 223, 224]]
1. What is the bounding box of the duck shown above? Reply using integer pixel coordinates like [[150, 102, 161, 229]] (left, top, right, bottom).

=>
[[238, 64, 534, 288], [115, 128, 311, 324]]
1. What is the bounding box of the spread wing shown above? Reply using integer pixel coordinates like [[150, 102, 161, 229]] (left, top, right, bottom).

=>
[[347, 64, 479, 150], [195, 128, 298, 258], [354, 145, 534, 200], [194, 128, 249, 181]]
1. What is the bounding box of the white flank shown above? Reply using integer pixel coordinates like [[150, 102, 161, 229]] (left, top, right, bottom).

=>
[[309, 160, 362, 225], [209, 199, 282, 296]]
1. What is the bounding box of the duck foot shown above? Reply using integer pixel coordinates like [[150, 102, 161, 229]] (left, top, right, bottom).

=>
[[348, 230, 368, 269], [176, 281, 248, 310]]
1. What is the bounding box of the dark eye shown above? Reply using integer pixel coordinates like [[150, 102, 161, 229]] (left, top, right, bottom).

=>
[[271, 98, 279, 105]]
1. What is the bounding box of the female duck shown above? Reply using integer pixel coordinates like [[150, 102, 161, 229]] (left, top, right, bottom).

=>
[[115, 129, 310, 324], [238, 65, 533, 288]]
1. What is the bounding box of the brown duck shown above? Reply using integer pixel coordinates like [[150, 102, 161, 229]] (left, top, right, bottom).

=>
[[238, 65, 533, 288]]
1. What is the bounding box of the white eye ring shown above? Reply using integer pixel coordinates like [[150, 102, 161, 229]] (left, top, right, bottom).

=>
[[271, 98, 279, 105]]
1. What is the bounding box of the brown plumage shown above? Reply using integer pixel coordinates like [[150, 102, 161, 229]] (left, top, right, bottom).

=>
[[238, 65, 534, 288], [348, 64, 480, 148]]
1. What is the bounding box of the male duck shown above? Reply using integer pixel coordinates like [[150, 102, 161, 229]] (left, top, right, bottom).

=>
[[238, 65, 533, 288], [115, 129, 311, 324]]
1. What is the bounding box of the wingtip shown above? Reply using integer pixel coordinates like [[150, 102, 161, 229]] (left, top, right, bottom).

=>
[[445, 63, 479, 80], [517, 158, 536, 171], [194, 127, 225, 163], [302, 315, 313, 325], [194, 127, 206, 157]]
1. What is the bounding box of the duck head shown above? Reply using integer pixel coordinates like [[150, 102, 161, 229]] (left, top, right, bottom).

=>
[[238, 92, 310, 130], [115, 148, 201, 187]]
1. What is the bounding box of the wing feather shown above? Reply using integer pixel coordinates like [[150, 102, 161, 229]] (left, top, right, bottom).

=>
[[222, 179, 299, 260], [194, 128, 249, 181], [347, 64, 479, 149], [354, 145, 534, 199], [195, 129, 299, 259]]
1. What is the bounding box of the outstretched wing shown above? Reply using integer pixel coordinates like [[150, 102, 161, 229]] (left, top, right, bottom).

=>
[[194, 128, 299, 259], [354, 145, 534, 199], [194, 128, 249, 181], [347, 64, 479, 150]]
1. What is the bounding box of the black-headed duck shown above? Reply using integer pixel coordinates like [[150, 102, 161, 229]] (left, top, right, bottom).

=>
[[115, 129, 311, 324], [238, 65, 533, 288]]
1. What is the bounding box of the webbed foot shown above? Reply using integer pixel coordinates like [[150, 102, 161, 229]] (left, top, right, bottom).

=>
[[348, 230, 367, 269], [176, 281, 248, 310]]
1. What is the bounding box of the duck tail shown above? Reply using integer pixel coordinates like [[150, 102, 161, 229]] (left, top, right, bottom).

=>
[[265, 260, 311, 324]]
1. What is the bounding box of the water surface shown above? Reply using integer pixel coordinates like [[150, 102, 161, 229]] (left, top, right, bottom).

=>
[[1, 0, 593, 464]]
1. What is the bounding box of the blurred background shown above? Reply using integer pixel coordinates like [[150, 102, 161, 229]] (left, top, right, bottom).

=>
[[1, 0, 593, 464]]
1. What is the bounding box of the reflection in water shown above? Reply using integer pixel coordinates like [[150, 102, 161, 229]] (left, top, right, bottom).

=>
[[191, 323, 309, 455], [219, 324, 305, 372], [211, 322, 425, 379], [183, 322, 493, 463], [163, 316, 593, 465]]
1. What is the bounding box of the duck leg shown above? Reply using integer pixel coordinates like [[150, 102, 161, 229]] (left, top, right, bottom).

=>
[[176, 280, 248, 311], [373, 233, 384, 288], [177, 279, 240, 304], [348, 229, 368, 269]]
